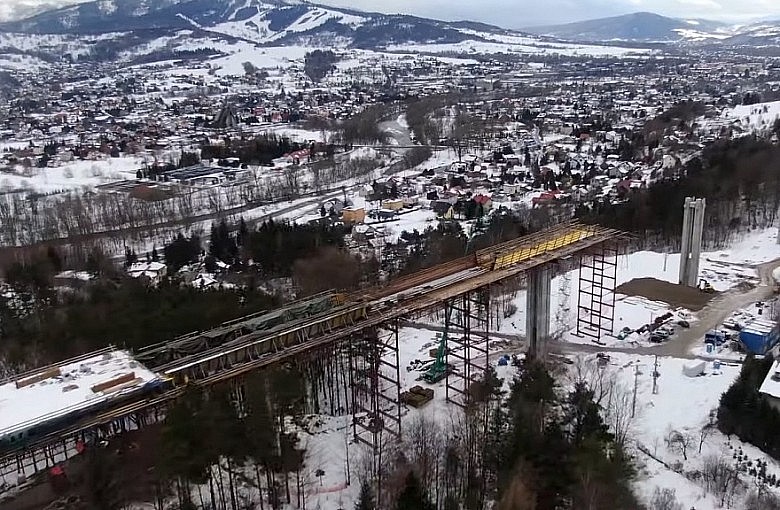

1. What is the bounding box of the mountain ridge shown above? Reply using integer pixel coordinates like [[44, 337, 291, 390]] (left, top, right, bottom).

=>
[[525, 12, 729, 42]]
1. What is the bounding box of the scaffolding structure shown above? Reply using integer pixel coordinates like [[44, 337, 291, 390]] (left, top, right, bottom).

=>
[[445, 288, 491, 408], [576, 242, 618, 342], [350, 323, 402, 451]]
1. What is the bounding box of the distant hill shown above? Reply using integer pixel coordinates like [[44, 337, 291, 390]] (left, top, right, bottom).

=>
[[0, 0, 515, 50], [525, 12, 728, 42]]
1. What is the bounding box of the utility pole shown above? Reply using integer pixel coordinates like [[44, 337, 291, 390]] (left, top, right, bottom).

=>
[[632, 362, 640, 418], [652, 355, 660, 395]]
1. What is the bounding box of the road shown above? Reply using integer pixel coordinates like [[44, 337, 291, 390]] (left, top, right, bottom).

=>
[[659, 256, 780, 357], [403, 256, 780, 361]]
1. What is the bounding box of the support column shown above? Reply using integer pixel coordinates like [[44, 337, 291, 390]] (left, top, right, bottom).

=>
[[679, 197, 706, 287], [688, 198, 706, 287], [526, 266, 551, 358], [679, 197, 693, 285]]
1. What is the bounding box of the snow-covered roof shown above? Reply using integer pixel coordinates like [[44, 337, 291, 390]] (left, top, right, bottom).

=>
[[129, 261, 166, 273], [759, 360, 780, 400], [0, 349, 159, 440]]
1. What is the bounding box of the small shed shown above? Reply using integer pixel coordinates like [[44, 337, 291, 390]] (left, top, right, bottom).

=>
[[382, 199, 404, 211], [683, 361, 705, 378], [342, 207, 366, 224], [759, 360, 780, 412]]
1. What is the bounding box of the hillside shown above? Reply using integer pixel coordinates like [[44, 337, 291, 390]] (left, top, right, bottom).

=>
[[526, 12, 728, 42]]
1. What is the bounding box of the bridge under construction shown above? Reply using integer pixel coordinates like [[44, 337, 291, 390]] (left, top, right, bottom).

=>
[[0, 220, 626, 488]]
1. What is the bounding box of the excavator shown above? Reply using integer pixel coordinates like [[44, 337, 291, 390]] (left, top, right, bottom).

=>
[[698, 279, 715, 294], [423, 307, 453, 384]]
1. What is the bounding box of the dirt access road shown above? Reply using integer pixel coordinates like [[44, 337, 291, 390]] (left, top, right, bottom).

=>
[[405, 256, 780, 361], [657, 257, 780, 357]]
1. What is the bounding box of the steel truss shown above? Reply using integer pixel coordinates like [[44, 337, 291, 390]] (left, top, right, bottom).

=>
[[576, 242, 618, 342], [445, 288, 491, 409], [1, 404, 167, 486], [350, 322, 402, 452]]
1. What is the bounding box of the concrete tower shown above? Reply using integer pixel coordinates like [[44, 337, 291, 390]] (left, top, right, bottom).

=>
[[679, 197, 706, 287], [526, 265, 551, 358]]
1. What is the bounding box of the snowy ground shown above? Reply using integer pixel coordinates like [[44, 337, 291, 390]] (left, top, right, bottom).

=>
[[549, 228, 779, 348], [722, 100, 780, 133], [386, 39, 656, 58], [0, 156, 145, 193], [589, 352, 780, 509]]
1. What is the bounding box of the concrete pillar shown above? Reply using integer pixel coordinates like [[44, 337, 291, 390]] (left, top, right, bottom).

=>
[[526, 265, 551, 357], [679, 197, 693, 286], [688, 198, 706, 287], [679, 197, 706, 287]]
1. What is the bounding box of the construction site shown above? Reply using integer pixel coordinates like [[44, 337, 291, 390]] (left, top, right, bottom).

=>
[[0, 220, 629, 495]]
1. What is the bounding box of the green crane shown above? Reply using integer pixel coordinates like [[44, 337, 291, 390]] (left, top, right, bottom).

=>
[[423, 306, 452, 384]]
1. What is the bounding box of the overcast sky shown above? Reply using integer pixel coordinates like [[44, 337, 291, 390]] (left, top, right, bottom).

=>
[[3, 0, 780, 26]]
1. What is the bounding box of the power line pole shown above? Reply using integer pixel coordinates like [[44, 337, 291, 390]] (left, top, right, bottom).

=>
[[632, 362, 640, 418], [652, 355, 660, 395]]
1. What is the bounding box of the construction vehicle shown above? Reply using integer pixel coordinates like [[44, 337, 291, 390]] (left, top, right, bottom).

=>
[[423, 307, 453, 384], [698, 279, 715, 294]]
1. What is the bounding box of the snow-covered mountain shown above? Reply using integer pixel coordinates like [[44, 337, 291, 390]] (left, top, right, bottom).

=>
[[721, 21, 780, 47], [0, 0, 90, 23], [0, 0, 517, 50], [525, 12, 729, 43]]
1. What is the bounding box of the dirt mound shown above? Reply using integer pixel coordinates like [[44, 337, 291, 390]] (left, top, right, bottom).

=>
[[616, 278, 716, 311]]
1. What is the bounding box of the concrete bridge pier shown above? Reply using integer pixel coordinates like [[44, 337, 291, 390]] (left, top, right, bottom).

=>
[[526, 265, 551, 359]]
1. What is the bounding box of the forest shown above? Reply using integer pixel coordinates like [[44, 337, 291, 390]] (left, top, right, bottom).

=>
[[719, 356, 780, 460], [77, 358, 639, 510], [578, 135, 780, 249]]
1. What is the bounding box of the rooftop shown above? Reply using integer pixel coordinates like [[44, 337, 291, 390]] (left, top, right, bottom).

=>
[[742, 318, 778, 336], [0, 349, 159, 439], [759, 360, 780, 400]]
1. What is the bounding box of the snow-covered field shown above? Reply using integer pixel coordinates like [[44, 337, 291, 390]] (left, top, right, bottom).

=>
[[0, 156, 144, 193], [386, 39, 656, 58], [722, 100, 780, 132], [595, 352, 780, 509]]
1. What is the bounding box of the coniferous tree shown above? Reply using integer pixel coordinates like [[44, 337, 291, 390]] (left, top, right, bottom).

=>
[[355, 482, 376, 510], [83, 446, 125, 510], [396, 472, 435, 510]]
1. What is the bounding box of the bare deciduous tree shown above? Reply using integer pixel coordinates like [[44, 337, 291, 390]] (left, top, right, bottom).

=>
[[666, 430, 694, 461], [650, 487, 683, 510], [699, 423, 716, 454], [701, 455, 741, 508]]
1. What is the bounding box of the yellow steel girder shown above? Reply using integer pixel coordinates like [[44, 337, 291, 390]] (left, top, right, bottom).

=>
[[490, 228, 594, 271]]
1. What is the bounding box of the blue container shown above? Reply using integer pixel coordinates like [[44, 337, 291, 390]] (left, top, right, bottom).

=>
[[713, 360, 721, 370], [706, 343, 714, 354]]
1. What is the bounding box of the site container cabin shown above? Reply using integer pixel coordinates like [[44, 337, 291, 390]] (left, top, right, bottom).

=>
[[739, 319, 780, 355]]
